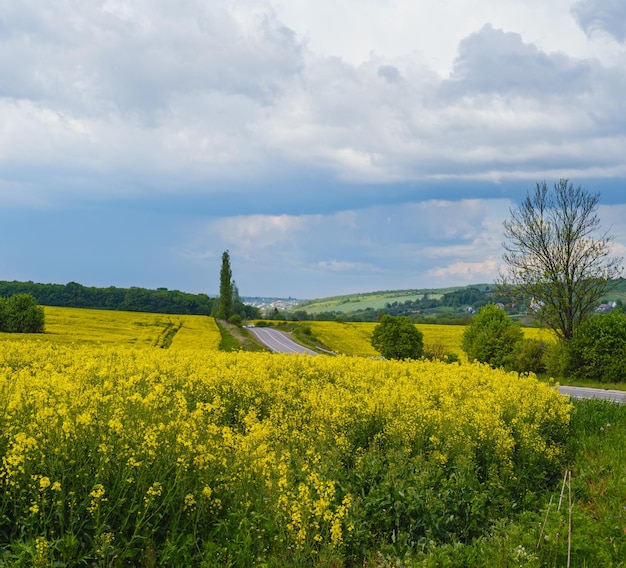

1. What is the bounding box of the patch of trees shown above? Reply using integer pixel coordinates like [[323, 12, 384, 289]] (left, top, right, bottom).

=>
[[461, 304, 547, 374], [565, 311, 626, 383], [0, 281, 215, 315], [0, 294, 45, 333], [463, 180, 626, 381]]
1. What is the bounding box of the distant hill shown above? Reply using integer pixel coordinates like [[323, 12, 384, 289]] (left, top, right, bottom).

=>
[[294, 284, 494, 314]]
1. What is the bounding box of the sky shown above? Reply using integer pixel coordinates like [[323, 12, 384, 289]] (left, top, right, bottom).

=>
[[1, 0, 626, 299]]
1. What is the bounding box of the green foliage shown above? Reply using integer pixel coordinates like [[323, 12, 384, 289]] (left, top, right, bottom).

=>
[[370, 315, 424, 360], [0, 294, 45, 333], [227, 314, 242, 326], [461, 304, 523, 369], [567, 311, 626, 383], [0, 280, 215, 315], [501, 179, 622, 341], [512, 338, 548, 374], [423, 342, 460, 364], [544, 340, 571, 378], [217, 250, 234, 320]]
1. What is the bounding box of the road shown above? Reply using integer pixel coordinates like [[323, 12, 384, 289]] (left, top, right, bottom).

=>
[[557, 385, 626, 403], [248, 327, 318, 355]]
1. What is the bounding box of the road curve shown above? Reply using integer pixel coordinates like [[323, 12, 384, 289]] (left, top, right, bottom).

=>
[[557, 385, 626, 403], [248, 327, 318, 355]]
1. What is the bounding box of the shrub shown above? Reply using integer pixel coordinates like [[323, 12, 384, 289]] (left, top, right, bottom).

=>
[[0, 294, 45, 333], [567, 311, 626, 383], [423, 342, 460, 364], [544, 340, 571, 378], [461, 304, 523, 370], [513, 338, 548, 374], [371, 315, 424, 360], [227, 314, 242, 326]]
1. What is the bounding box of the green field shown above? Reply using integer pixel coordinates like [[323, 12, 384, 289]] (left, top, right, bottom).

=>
[[295, 287, 464, 314]]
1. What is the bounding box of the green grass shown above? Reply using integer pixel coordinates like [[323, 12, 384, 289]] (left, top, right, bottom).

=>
[[215, 319, 267, 352], [296, 287, 461, 314]]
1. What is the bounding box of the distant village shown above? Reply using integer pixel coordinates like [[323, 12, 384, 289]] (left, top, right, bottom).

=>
[[243, 297, 302, 312]]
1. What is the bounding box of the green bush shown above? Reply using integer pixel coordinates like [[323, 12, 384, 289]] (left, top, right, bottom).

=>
[[567, 311, 626, 383], [370, 315, 424, 360], [0, 293, 45, 333], [513, 338, 548, 374], [228, 314, 242, 326], [544, 340, 571, 378], [423, 342, 460, 364], [461, 304, 523, 370]]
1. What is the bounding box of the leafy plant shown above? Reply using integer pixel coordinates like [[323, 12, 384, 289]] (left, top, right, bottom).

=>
[[461, 304, 523, 370], [371, 315, 424, 360], [567, 311, 626, 383], [0, 293, 45, 333]]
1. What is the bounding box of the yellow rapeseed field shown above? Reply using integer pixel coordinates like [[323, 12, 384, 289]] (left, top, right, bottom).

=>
[[0, 308, 570, 564], [305, 320, 553, 360], [0, 306, 222, 350]]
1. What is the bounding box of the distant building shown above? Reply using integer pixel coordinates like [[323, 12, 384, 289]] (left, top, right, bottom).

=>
[[595, 301, 617, 313]]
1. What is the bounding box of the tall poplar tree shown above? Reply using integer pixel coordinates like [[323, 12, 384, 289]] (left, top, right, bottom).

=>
[[217, 250, 234, 320]]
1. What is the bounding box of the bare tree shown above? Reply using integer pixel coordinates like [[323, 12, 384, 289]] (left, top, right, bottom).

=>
[[500, 179, 623, 341]]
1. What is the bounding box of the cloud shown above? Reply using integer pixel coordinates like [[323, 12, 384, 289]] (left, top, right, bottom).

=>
[[315, 259, 374, 272], [0, 0, 303, 116], [572, 0, 626, 43], [443, 24, 594, 97], [1, 2, 626, 211], [427, 258, 501, 282], [176, 198, 512, 296]]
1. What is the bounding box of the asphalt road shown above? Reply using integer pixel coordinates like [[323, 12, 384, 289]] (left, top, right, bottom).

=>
[[557, 385, 626, 403], [248, 327, 318, 355]]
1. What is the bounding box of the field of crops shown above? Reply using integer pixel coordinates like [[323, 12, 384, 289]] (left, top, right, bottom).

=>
[[1, 306, 223, 350], [0, 327, 572, 566], [304, 321, 554, 359]]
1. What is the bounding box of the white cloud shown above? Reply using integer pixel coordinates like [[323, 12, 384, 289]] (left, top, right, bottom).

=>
[[427, 258, 501, 282], [1, 0, 626, 207]]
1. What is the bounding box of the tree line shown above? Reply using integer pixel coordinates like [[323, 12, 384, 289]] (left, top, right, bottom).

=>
[[0, 281, 215, 315]]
